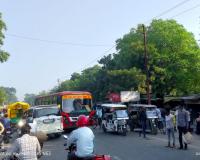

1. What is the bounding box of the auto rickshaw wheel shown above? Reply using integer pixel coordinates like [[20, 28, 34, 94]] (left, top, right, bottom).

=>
[[149, 120, 158, 135], [102, 124, 107, 133], [122, 128, 127, 136]]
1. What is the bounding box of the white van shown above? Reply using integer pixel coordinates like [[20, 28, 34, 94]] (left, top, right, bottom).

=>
[[27, 105, 63, 137]]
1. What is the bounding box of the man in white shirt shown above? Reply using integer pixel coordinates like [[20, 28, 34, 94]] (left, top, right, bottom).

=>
[[8, 124, 41, 160], [68, 115, 94, 160], [165, 109, 175, 148]]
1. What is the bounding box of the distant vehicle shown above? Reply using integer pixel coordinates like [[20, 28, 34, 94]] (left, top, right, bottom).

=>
[[101, 103, 129, 136], [27, 105, 63, 137], [7, 102, 30, 125], [128, 104, 158, 134], [34, 91, 93, 130]]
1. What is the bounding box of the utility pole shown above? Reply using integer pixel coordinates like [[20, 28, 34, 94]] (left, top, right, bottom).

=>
[[57, 79, 61, 88], [142, 24, 151, 104]]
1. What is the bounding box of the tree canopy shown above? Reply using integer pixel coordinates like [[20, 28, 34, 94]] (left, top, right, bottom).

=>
[[0, 13, 9, 63], [0, 87, 18, 105], [0, 87, 7, 105], [48, 19, 200, 101], [24, 93, 36, 106], [113, 19, 200, 97]]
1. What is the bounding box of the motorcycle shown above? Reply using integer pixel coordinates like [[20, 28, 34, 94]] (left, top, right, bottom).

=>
[[16, 119, 26, 137], [63, 135, 111, 160], [2, 128, 12, 144]]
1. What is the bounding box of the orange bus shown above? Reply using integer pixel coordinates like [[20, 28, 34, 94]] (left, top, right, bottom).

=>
[[34, 91, 93, 130]]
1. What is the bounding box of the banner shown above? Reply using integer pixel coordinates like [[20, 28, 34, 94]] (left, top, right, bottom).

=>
[[120, 91, 140, 102]]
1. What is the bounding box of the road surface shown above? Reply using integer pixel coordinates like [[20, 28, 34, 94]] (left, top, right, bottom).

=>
[[40, 128, 200, 160]]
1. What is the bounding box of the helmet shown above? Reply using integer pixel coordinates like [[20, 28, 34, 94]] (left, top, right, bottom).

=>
[[76, 115, 88, 127]]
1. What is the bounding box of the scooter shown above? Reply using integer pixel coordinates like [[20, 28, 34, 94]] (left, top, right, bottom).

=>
[[63, 135, 111, 160]]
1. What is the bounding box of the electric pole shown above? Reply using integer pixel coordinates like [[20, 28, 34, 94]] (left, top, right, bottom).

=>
[[142, 24, 151, 104]]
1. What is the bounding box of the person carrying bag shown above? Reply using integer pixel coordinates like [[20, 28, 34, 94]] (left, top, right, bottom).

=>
[[182, 131, 193, 144], [176, 101, 189, 150]]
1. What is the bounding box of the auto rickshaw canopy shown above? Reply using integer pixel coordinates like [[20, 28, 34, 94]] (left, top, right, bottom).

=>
[[7, 102, 30, 110], [7, 102, 30, 124]]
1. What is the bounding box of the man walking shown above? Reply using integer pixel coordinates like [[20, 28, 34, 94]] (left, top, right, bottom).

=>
[[139, 107, 147, 138], [165, 109, 175, 148], [177, 102, 189, 150]]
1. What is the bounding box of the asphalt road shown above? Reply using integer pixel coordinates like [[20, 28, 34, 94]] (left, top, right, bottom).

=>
[[40, 128, 200, 160]]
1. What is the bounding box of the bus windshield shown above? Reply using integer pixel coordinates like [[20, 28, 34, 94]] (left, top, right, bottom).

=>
[[62, 98, 91, 113]]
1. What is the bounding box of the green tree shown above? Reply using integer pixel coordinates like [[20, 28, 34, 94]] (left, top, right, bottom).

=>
[[109, 19, 200, 97], [50, 19, 200, 101], [0, 87, 17, 104], [0, 87, 7, 105], [24, 93, 36, 106], [0, 13, 9, 63]]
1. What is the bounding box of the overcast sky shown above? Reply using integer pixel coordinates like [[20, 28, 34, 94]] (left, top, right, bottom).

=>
[[0, 0, 200, 100]]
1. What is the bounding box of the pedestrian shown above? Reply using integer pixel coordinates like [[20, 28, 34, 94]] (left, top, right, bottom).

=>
[[165, 108, 175, 148], [176, 101, 189, 150], [139, 107, 147, 138], [196, 113, 200, 135], [161, 108, 166, 134], [155, 108, 164, 134], [96, 105, 102, 128], [185, 107, 191, 132]]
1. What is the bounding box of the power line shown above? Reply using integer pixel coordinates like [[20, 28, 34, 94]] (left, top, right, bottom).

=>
[[5, 33, 113, 47], [170, 4, 200, 19], [144, 0, 192, 24], [65, 45, 116, 79], [63, 0, 195, 80]]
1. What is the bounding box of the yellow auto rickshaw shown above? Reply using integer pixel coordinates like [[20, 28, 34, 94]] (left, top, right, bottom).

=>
[[7, 102, 30, 124]]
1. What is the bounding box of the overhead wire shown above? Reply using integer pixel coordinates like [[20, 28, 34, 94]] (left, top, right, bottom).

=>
[[144, 0, 192, 24], [152, 0, 192, 19], [64, 45, 116, 79], [5, 33, 113, 47], [69, 0, 195, 78], [5, 0, 196, 82], [170, 3, 200, 19]]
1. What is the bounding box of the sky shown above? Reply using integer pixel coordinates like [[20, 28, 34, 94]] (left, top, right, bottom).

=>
[[0, 0, 200, 100]]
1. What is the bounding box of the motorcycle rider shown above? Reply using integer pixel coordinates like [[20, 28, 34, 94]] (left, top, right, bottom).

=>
[[7, 123, 41, 160], [67, 115, 95, 160]]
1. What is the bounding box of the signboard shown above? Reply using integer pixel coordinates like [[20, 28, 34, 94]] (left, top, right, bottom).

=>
[[120, 91, 140, 102], [62, 95, 92, 99]]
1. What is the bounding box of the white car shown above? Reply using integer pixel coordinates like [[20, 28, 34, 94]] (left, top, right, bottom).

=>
[[27, 105, 63, 137]]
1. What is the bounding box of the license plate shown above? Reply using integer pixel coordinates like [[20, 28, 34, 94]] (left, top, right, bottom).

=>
[[43, 119, 55, 124]]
